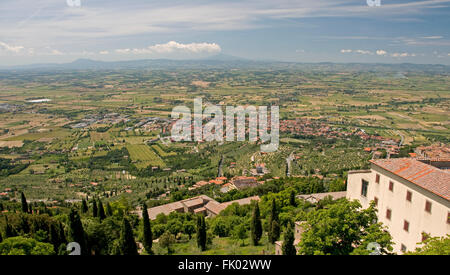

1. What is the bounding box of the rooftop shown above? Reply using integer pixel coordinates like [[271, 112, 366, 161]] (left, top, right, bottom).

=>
[[370, 158, 450, 201]]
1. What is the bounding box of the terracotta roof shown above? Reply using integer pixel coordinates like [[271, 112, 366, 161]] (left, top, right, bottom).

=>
[[194, 207, 206, 213], [221, 195, 260, 208], [204, 201, 225, 215], [370, 158, 450, 201], [183, 197, 204, 208]]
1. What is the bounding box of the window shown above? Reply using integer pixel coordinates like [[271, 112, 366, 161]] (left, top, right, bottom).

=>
[[386, 209, 392, 220], [403, 220, 409, 232], [425, 201, 432, 213], [374, 197, 378, 206], [389, 181, 394, 192], [361, 179, 369, 197], [375, 174, 380, 183], [406, 190, 412, 202], [448, 212, 450, 225], [401, 244, 407, 253]]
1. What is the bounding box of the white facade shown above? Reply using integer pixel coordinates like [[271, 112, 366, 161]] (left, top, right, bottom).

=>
[[347, 161, 450, 254]]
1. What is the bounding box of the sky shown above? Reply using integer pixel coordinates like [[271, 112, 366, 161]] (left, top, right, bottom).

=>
[[0, 0, 449, 66]]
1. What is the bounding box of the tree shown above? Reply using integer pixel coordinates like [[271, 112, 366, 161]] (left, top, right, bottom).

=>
[[141, 203, 153, 253], [0, 236, 55, 255], [81, 199, 88, 214], [68, 208, 87, 255], [298, 199, 394, 255], [106, 202, 113, 217], [406, 234, 450, 255], [268, 198, 280, 243], [282, 224, 296, 255], [97, 200, 106, 221], [21, 192, 28, 213], [119, 217, 138, 255], [289, 190, 296, 207], [250, 202, 262, 246], [196, 215, 207, 251], [4, 217, 17, 238], [183, 220, 196, 239], [159, 231, 175, 254], [233, 224, 247, 246], [271, 220, 280, 244], [92, 199, 98, 218]]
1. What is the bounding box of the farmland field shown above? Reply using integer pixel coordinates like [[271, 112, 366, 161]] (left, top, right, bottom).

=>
[[126, 144, 166, 168]]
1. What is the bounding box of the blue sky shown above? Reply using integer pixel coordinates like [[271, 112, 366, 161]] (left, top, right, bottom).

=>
[[0, 0, 449, 65]]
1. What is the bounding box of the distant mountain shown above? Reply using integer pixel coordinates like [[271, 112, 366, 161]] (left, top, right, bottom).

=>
[[203, 53, 248, 61], [1, 57, 449, 73]]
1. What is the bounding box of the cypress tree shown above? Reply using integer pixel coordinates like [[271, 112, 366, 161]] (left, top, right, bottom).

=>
[[18, 214, 30, 234], [106, 202, 113, 216], [68, 208, 87, 255], [271, 220, 280, 244], [119, 217, 138, 255], [49, 223, 61, 250], [92, 199, 98, 218], [196, 215, 207, 251], [250, 202, 262, 246], [282, 224, 296, 255], [142, 203, 153, 253], [21, 192, 28, 213], [289, 190, 296, 207], [58, 221, 67, 246], [81, 199, 88, 214], [268, 198, 280, 243], [0, 230, 2, 243], [97, 200, 106, 221], [4, 216, 16, 238]]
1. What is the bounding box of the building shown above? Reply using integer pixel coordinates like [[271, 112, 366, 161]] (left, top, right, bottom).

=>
[[139, 195, 260, 220], [275, 221, 306, 255], [347, 158, 450, 254], [230, 176, 258, 190], [297, 191, 347, 204]]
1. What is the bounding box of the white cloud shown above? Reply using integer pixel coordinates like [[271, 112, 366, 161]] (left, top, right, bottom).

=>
[[115, 41, 221, 55], [99, 50, 109, 55], [0, 41, 25, 53], [341, 49, 417, 58], [391, 52, 410, 57], [421, 36, 443, 39], [355, 49, 373, 55]]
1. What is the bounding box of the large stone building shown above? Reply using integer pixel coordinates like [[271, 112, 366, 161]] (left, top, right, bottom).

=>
[[347, 158, 450, 254], [137, 195, 260, 220]]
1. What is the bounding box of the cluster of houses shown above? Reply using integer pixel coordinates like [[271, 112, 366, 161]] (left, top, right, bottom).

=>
[[279, 119, 400, 149], [188, 176, 261, 193], [364, 140, 401, 159], [71, 112, 130, 129], [279, 119, 352, 139], [0, 187, 13, 198], [131, 117, 172, 133], [414, 143, 450, 164]]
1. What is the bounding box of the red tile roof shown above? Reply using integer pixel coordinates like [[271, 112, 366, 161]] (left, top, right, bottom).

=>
[[370, 158, 450, 201]]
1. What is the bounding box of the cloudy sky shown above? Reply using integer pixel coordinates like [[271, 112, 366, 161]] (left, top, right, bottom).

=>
[[0, 0, 449, 65]]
